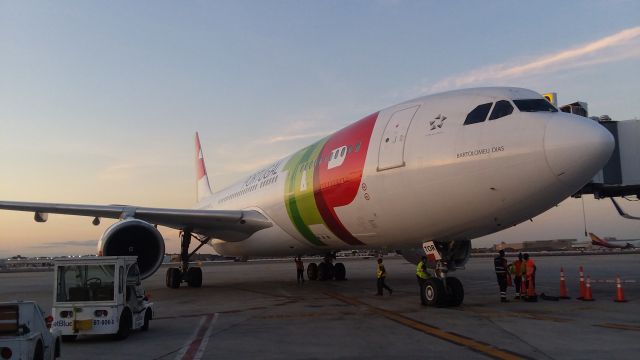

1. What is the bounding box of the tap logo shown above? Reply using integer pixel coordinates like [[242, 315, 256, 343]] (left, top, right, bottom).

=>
[[429, 114, 446, 131]]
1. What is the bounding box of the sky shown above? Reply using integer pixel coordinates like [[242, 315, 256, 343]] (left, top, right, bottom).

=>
[[1, 1, 639, 257]]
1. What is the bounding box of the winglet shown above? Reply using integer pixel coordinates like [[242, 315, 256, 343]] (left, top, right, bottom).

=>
[[195, 132, 213, 202], [610, 197, 640, 220]]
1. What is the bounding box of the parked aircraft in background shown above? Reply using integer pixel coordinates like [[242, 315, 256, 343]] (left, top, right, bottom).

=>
[[589, 233, 636, 249], [0, 87, 615, 307]]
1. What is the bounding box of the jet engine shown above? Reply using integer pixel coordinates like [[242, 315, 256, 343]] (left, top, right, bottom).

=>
[[97, 219, 165, 279], [397, 239, 471, 271]]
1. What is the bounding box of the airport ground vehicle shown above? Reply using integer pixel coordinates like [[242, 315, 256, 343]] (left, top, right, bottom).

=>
[[51, 256, 153, 341], [0, 301, 61, 360]]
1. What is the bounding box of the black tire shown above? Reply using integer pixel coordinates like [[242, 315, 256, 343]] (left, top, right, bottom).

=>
[[445, 277, 464, 307], [54, 339, 61, 358], [141, 308, 152, 331], [114, 309, 132, 340], [422, 278, 446, 307], [167, 268, 181, 289], [307, 263, 318, 281], [318, 262, 329, 281], [61, 335, 77, 342], [33, 340, 44, 360], [334, 263, 346, 281], [187, 267, 203, 288]]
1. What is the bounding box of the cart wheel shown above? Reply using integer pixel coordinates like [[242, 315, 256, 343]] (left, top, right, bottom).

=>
[[61, 335, 77, 342], [33, 340, 44, 360], [114, 309, 132, 340], [141, 308, 152, 331]]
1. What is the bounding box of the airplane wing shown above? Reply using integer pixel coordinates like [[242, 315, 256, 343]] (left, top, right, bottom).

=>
[[0, 201, 272, 242]]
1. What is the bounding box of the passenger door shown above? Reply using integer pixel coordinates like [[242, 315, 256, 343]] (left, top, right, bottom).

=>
[[377, 105, 420, 171]]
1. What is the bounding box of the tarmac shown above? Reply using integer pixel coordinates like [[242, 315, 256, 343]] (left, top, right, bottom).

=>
[[1, 254, 638, 360]]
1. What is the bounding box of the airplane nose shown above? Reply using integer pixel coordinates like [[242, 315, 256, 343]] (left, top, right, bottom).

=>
[[544, 116, 615, 186]]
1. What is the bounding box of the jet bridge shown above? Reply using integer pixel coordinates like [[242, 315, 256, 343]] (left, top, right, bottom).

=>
[[577, 118, 640, 200], [547, 98, 640, 201]]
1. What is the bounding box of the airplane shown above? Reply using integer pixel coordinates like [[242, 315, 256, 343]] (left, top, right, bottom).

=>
[[0, 87, 615, 307], [588, 232, 635, 249]]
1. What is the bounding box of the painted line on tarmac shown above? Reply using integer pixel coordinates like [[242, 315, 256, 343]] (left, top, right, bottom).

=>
[[175, 313, 218, 360], [596, 323, 640, 332], [325, 292, 528, 360]]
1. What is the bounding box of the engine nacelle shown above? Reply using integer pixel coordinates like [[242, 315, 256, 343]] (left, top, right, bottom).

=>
[[397, 239, 471, 271], [97, 219, 165, 279]]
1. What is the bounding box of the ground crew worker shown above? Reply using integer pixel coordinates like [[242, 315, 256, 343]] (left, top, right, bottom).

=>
[[416, 256, 429, 305], [523, 253, 537, 301], [294, 256, 304, 284], [376, 258, 393, 296], [510, 253, 524, 299], [494, 250, 509, 302]]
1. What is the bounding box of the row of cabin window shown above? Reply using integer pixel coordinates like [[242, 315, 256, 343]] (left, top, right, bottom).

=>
[[219, 183, 259, 204], [464, 99, 557, 125]]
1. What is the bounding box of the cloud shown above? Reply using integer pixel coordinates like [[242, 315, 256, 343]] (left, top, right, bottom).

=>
[[426, 26, 640, 93], [29, 239, 97, 248], [261, 131, 330, 144]]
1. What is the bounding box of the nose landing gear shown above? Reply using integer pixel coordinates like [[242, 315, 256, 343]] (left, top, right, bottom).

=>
[[420, 241, 466, 307]]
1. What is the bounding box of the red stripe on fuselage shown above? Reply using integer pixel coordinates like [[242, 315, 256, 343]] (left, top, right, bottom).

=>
[[314, 112, 378, 245]]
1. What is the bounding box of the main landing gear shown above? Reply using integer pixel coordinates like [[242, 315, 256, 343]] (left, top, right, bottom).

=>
[[420, 241, 468, 307], [306, 253, 346, 281], [165, 230, 209, 289]]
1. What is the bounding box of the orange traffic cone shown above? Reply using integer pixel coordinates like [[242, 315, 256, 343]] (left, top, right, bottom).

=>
[[581, 276, 594, 301], [578, 266, 586, 299], [559, 267, 570, 299], [614, 275, 627, 303]]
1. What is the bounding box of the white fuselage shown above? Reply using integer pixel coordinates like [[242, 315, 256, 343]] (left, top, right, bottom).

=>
[[198, 88, 614, 257]]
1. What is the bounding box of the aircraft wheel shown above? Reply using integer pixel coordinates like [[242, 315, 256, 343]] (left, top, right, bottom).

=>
[[166, 268, 181, 289], [422, 278, 446, 307], [445, 277, 464, 307], [187, 267, 203, 288], [334, 263, 346, 281], [307, 263, 318, 280], [318, 262, 330, 281]]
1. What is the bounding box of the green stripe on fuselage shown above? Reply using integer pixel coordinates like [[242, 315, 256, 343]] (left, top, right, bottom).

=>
[[284, 138, 328, 246]]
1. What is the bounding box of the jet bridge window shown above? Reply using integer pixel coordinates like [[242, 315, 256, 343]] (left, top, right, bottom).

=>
[[513, 99, 558, 113], [464, 103, 492, 125], [489, 100, 514, 120]]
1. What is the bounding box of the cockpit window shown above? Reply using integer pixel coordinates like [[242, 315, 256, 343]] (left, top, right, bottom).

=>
[[489, 100, 514, 120], [513, 99, 558, 113], [464, 103, 492, 125]]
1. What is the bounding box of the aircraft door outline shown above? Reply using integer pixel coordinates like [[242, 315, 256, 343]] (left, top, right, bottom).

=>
[[377, 105, 420, 171]]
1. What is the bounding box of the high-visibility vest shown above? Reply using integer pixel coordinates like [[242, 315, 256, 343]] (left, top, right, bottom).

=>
[[525, 259, 536, 277], [511, 260, 523, 276], [416, 261, 428, 279], [377, 264, 385, 279]]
